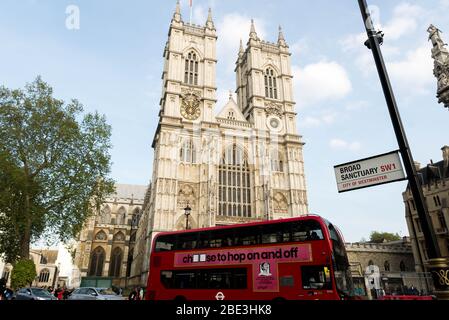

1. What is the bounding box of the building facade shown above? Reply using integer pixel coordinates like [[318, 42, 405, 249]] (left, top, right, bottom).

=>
[[130, 3, 309, 287], [346, 238, 429, 298], [1, 249, 64, 289], [73, 184, 146, 288], [403, 146, 449, 274]]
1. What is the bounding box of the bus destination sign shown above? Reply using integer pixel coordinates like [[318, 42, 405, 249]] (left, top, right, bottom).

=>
[[334, 151, 406, 193]]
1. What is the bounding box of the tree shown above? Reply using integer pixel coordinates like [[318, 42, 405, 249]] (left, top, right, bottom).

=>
[[0, 77, 114, 263], [369, 231, 402, 243], [11, 259, 37, 289]]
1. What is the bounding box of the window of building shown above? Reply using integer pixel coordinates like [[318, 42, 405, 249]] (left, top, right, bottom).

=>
[[116, 207, 126, 225], [436, 196, 441, 207], [113, 231, 125, 242], [438, 211, 447, 230], [264, 68, 278, 99], [400, 261, 406, 272], [88, 247, 105, 276], [95, 230, 107, 241], [184, 51, 199, 85], [38, 269, 50, 283], [109, 247, 123, 277], [227, 111, 236, 120], [98, 205, 111, 224], [40, 255, 47, 265], [180, 140, 196, 163], [2, 269, 10, 281], [384, 261, 390, 271], [271, 150, 285, 173], [218, 145, 252, 218], [126, 249, 133, 278]]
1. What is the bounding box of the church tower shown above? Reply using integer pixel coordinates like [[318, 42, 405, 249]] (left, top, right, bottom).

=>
[[149, 2, 220, 235], [235, 21, 308, 219], [147, 4, 308, 239]]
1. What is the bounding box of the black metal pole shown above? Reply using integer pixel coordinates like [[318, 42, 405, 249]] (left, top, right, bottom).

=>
[[357, 0, 441, 259]]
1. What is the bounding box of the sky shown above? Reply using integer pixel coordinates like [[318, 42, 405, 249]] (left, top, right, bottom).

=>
[[1, 0, 448, 245]]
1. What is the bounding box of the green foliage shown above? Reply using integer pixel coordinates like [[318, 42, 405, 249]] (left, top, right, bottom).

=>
[[369, 231, 402, 243], [0, 76, 115, 263], [11, 259, 37, 289]]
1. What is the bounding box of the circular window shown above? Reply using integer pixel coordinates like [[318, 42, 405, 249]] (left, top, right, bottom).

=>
[[270, 118, 280, 128], [266, 116, 283, 132]]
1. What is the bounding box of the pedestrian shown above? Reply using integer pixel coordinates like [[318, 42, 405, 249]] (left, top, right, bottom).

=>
[[128, 287, 138, 301], [0, 277, 6, 300], [57, 286, 65, 300], [139, 287, 144, 300]]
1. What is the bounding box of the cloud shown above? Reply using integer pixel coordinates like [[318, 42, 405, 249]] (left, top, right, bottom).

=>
[[330, 138, 361, 151], [299, 111, 337, 128], [387, 44, 434, 94], [382, 3, 426, 40], [217, 14, 267, 71], [293, 61, 352, 108]]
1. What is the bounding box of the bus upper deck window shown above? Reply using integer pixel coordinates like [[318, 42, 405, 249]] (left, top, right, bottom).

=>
[[156, 236, 175, 251]]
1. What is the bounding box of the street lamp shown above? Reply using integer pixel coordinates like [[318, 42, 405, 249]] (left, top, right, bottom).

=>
[[184, 203, 191, 230]]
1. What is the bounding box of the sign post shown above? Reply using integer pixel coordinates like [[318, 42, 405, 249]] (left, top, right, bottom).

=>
[[334, 151, 405, 193], [358, 0, 449, 299]]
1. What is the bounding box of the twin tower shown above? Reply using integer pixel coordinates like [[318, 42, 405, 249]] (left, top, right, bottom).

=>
[[146, 2, 309, 236]]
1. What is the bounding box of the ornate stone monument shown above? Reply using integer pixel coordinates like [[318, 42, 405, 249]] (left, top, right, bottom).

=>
[[428, 25, 449, 109]]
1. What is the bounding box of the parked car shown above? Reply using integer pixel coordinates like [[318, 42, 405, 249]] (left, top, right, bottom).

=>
[[15, 287, 58, 300], [68, 287, 125, 300]]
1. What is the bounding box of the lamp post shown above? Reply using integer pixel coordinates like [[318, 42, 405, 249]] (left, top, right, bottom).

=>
[[184, 203, 191, 230], [358, 0, 449, 299]]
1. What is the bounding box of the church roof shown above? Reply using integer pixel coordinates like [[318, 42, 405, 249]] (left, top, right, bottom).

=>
[[30, 249, 59, 264], [112, 184, 148, 201], [216, 96, 249, 123]]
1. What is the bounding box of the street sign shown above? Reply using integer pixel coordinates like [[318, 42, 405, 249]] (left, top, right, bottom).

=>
[[334, 151, 406, 193]]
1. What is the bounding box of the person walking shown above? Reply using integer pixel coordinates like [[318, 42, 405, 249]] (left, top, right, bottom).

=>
[[128, 287, 138, 301], [0, 277, 6, 301]]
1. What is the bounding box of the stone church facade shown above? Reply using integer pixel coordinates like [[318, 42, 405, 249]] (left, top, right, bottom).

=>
[[129, 4, 309, 287], [72, 184, 147, 288]]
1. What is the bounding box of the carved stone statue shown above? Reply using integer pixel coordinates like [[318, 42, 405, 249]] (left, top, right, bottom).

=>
[[428, 24, 449, 109]]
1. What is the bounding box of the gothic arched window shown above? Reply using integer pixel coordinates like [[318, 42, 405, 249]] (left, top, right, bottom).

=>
[[384, 261, 390, 271], [271, 150, 285, 172], [40, 255, 48, 265], [95, 230, 107, 241], [88, 247, 105, 276], [400, 261, 406, 272], [264, 68, 278, 99], [180, 140, 196, 163], [38, 269, 50, 283], [113, 231, 125, 242], [109, 247, 123, 277], [219, 145, 252, 218], [117, 207, 126, 225], [98, 205, 111, 224], [126, 248, 134, 277], [184, 51, 199, 85]]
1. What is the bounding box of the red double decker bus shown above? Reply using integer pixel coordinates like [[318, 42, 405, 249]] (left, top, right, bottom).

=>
[[146, 215, 354, 300]]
